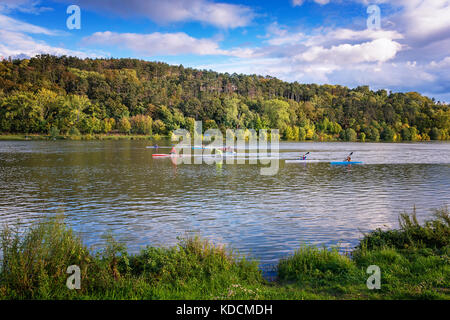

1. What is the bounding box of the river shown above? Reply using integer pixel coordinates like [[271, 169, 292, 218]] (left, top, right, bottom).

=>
[[0, 140, 449, 269]]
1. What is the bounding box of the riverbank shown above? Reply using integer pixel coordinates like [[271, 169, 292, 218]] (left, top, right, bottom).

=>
[[0, 207, 448, 300], [1, 133, 449, 143]]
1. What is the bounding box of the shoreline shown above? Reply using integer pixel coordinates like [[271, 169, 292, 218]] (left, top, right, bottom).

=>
[[0, 133, 448, 143], [1, 207, 448, 300]]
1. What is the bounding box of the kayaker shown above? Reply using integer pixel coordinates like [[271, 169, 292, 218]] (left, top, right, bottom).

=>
[[346, 155, 351, 162], [154, 144, 159, 149], [300, 152, 310, 160], [170, 147, 177, 155]]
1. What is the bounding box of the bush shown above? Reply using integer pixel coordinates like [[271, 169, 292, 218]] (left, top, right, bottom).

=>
[[68, 127, 80, 136], [48, 126, 59, 139], [117, 117, 131, 134], [152, 119, 166, 135], [355, 207, 450, 252], [130, 115, 152, 135], [381, 126, 395, 142], [0, 217, 91, 299], [102, 118, 115, 134], [343, 128, 357, 142], [277, 246, 359, 284], [430, 127, 442, 140]]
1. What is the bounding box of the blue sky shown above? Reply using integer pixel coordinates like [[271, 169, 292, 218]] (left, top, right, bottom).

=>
[[0, 0, 449, 102]]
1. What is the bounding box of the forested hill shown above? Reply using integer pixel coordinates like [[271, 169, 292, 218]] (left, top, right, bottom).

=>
[[0, 55, 449, 141]]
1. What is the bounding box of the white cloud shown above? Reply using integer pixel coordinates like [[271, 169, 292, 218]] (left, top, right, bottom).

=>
[[0, 13, 58, 35], [0, 11, 98, 59], [291, 0, 304, 6], [83, 31, 257, 58], [314, 0, 330, 4], [292, 0, 330, 6], [83, 31, 223, 56], [0, 30, 97, 59], [297, 38, 402, 64], [58, 0, 253, 29], [0, 0, 52, 14], [395, 0, 450, 44]]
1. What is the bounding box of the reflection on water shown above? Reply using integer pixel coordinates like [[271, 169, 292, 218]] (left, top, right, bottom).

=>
[[0, 140, 449, 265]]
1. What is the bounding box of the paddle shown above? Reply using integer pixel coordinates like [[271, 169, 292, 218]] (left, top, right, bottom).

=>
[[301, 152, 310, 160], [344, 152, 353, 161]]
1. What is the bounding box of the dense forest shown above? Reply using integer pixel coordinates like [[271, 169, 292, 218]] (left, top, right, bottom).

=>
[[0, 55, 449, 141]]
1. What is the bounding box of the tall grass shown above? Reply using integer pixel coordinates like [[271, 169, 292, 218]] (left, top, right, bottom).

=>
[[1, 207, 449, 300], [355, 206, 450, 251], [0, 218, 264, 299], [0, 217, 91, 299]]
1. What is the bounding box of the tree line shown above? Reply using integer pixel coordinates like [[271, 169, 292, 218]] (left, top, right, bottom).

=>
[[0, 54, 448, 141]]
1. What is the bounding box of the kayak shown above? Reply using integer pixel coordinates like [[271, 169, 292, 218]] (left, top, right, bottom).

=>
[[330, 161, 363, 165], [152, 154, 175, 158], [146, 146, 171, 149], [285, 159, 321, 163]]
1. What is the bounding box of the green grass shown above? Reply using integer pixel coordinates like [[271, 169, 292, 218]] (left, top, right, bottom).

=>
[[1, 208, 449, 300]]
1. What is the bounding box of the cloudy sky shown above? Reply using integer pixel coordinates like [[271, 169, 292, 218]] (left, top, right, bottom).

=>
[[0, 0, 449, 102]]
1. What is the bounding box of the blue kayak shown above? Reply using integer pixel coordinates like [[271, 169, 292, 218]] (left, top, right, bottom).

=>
[[330, 161, 363, 165]]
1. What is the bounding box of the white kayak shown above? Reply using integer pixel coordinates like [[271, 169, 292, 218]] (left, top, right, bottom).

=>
[[285, 159, 322, 163]]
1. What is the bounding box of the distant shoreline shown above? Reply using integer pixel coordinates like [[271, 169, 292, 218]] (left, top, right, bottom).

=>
[[1, 133, 449, 143]]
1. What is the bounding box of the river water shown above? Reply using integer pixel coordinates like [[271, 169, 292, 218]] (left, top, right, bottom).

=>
[[0, 140, 449, 267]]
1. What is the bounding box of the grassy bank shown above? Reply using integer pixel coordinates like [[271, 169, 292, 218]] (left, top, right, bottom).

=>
[[0, 208, 448, 300]]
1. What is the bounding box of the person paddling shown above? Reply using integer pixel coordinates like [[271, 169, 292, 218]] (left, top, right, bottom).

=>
[[345, 152, 353, 162], [170, 146, 177, 155], [301, 152, 310, 160]]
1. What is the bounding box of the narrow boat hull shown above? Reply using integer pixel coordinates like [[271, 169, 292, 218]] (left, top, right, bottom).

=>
[[152, 154, 174, 158], [330, 161, 363, 165], [285, 160, 321, 163]]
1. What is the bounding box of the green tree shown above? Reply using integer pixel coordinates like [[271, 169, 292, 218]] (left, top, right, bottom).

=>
[[152, 119, 166, 135], [117, 117, 131, 134], [343, 128, 357, 142], [381, 126, 395, 142], [130, 115, 152, 135], [262, 99, 290, 130], [401, 127, 412, 141]]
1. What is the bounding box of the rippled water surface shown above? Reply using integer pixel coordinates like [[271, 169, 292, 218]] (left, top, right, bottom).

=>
[[0, 140, 449, 266]]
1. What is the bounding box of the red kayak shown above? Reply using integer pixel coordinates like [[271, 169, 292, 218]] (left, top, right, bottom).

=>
[[152, 154, 173, 158]]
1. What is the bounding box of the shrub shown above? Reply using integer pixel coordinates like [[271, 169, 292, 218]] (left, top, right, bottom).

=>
[[277, 246, 359, 284], [355, 207, 450, 251], [117, 117, 131, 134], [0, 217, 91, 299], [152, 119, 166, 135], [130, 115, 152, 135], [68, 127, 80, 136], [48, 126, 59, 139], [102, 118, 115, 134]]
